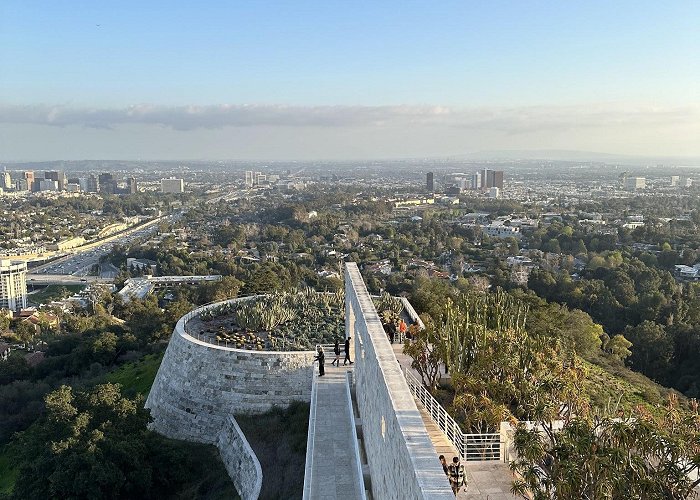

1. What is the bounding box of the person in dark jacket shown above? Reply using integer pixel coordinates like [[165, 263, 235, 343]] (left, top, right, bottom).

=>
[[332, 339, 341, 366], [315, 345, 325, 376], [439, 455, 448, 476], [344, 336, 353, 365]]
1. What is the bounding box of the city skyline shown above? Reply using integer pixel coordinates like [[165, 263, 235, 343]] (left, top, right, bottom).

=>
[[1, 1, 698, 160]]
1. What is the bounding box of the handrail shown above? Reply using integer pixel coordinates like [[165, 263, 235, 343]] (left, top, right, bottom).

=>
[[402, 366, 502, 461], [345, 370, 368, 499], [301, 369, 319, 500]]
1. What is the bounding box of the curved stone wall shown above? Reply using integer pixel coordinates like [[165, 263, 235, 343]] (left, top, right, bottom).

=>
[[146, 298, 316, 442], [146, 298, 315, 499]]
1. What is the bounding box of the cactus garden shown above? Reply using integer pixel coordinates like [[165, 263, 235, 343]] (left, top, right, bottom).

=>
[[187, 288, 408, 352], [190, 288, 346, 351]]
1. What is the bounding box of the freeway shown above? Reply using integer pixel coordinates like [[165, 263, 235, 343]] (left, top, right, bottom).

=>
[[30, 212, 181, 278], [26, 274, 113, 285]]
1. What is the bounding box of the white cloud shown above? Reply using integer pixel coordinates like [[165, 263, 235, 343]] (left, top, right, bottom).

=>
[[1, 102, 697, 133]]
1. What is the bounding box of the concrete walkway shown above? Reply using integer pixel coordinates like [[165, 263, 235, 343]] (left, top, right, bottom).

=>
[[305, 363, 364, 500], [393, 344, 520, 500], [416, 401, 519, 499]]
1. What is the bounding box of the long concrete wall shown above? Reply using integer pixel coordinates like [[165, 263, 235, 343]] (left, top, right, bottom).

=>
[[218, 415, 263, 500], [345, 263, 454, 499]]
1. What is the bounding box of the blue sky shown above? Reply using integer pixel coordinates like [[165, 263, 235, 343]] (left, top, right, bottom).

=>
[[1, 1, 698, 159]]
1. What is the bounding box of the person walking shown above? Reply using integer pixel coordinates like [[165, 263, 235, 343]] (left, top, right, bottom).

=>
[[448, 456, 466, 495], [343, 336, 353, 365], [314, 345, 325, 376], [332, 339, 341, 366]]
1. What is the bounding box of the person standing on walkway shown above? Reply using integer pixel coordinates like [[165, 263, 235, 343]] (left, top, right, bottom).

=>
[[448, 456, 466, 495], [398, 319, 407, 342], [344, 336, 353, 365], [439, 455, 449, 476], [315, 345, 325, 376], [332, 339, 341, 366]]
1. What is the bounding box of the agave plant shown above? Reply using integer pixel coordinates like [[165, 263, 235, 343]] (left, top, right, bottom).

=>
[[374, 291, 404, 316]]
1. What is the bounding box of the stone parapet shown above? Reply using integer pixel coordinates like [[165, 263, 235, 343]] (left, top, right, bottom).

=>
[[345, 263, 453, 499]]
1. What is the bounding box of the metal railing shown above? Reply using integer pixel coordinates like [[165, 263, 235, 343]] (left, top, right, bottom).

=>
[[402, 366, 503, 461]]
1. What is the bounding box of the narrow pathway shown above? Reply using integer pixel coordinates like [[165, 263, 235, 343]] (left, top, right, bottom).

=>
[[396, 345, 520, 500], [416, 399, 519, 499], [306, 364, 364, 500]]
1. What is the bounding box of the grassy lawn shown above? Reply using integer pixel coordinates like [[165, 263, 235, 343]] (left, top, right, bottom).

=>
[[27, 284, 84, 305], [0, 444, 19, 496], [104, 352, 164, 397]]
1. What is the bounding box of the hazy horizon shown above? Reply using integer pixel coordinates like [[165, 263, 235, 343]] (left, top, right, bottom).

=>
[[1, 1, 698, 160]]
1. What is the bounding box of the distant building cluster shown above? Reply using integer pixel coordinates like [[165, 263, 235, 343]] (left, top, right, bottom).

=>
[[0, 169, 138, 195], [438, 169, 505, 196], [244, 170, 269, 188]]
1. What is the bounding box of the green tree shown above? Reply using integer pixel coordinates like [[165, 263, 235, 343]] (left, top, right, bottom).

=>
[[605, 334, 633, 361], [510, 395, 700, 499], [624, 320, 674, 382], [402, 316, 442, 390], [14, 321, 36, 348], [12, 384, 152, 499]]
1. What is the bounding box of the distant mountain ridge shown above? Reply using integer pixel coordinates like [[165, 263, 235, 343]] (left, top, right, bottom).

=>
[[455, 149, 700, 164]]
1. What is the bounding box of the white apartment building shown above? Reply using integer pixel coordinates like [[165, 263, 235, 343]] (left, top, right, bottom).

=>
[[483, 224, 522, 239], [0, 259, 28, 311], [161, 178, 184, 193]]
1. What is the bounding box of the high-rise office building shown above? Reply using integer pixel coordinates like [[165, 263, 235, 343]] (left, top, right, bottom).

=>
[[245, 171, 255, 188], [481, 169, 493, 189], [38, 179, 59, 191], [471, 172, 482, 190], [44, 171, 59, 182], [161, 178, 184, 193], [493, 170, 504, 189], [0, 260, 27, 311], [86, 174, 99, 193], [478, 169, 504, 190], [127, 177, 138, 194], [671, 176, 680, 187], [44, 170, 67, 190], [426, 172, 434, 192], [1, 173, 12, 190], [24, 171, 35, 191], [98, 173, 117, 194]]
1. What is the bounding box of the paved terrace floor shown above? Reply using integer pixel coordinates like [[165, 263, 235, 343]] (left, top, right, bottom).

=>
[[393, 344, 520, 500], [306, 363, 364, 500]]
